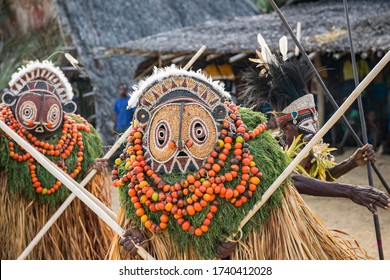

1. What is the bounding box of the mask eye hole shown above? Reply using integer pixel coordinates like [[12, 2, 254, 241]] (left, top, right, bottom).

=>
[[190, 120, 208, 144], [155, 121, 170, 148], [47, 104, 61, 129], [19, 101, 37, 122]]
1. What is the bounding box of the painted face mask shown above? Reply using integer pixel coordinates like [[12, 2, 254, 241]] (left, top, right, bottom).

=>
[[296, 113, 319, 142], [129, 66, 229, 173], [276, 94, 319, 144], [2, 61, 76, 136]]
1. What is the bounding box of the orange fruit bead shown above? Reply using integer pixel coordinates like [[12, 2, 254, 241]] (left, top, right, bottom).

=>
[[193, 202, 202, 212], [181, 221, 191, 231], [200, 225, 209, 233], [249, 177, 260, 185], [165, 202, 173, 212], [135, 208, 145, 217], [212, 164, 221, 173], [194, 228, 203, 236], [160, 213, 169, 223], [203, 218, 211, 226], [242, 166, 250, 174], [236, 185, 246, 194], [187, 175, 195, 184], [210, 205, 218, 213], [234, 200, 243, 207], [224, 173, 233, 182], [144, 220, 153, 229], [242, 158, 251, 166], [187, 205, 195, 216], [225, 188, 233, 199], [168, 140, 176, 149], [159, 222, 168, 229], [133, 202, 141, 209], [224, 136, 232, 144], [224, 143, 232, 150], [207, 169, 216, 178]]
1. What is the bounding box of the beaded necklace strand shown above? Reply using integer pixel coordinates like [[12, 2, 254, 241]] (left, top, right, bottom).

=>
[[0, 104, 90, 195], [113, 102, 267, 237]]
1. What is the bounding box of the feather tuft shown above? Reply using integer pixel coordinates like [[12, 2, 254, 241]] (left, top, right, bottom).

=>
[[279, 36, 288, 61]]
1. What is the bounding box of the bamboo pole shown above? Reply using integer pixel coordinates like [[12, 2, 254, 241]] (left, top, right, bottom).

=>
[[0, 119, 154, 260], [16, 127, 133, 260], [266, 0, 390, 195], [12, 47, 208, 260], [237, 51, 390, 232], [183, 45, 206, 70]]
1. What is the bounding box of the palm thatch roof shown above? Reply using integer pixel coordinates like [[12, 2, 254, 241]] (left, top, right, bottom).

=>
[[54, 0, 258, 145], [108, 0, 390, 58]]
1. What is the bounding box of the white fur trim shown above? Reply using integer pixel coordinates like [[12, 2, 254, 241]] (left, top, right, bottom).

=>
[[8, 60, 74, 102], [128, 65, 231, 108]]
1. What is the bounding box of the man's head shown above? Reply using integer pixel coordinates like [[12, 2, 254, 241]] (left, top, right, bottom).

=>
[[118, 83, 128, 98], [275, 94, 319, 147]]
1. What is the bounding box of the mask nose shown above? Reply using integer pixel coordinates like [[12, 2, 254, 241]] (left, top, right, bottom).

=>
[[177, 151, 188, 157], [35, 125, 44, 133]]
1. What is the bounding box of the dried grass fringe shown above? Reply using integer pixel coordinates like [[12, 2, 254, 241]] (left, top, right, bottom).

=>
[[0, 169, 114, 260], [108, 183, 371, 260]]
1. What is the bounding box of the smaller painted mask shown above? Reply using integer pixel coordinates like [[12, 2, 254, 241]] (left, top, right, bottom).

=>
[[2, 61, 76, 136]]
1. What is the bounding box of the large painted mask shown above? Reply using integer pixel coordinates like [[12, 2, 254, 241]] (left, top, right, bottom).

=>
[[130, 66, 230, 173], [2, 61, 76, 136]]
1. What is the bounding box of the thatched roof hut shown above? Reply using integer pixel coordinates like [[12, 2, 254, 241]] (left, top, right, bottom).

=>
[[108, 0, 390, 59], [54, 0, 258, 145]]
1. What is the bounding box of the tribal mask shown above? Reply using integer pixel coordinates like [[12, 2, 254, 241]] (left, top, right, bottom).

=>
[[2, 61, 76, 136], [129, 66, 230, 173]]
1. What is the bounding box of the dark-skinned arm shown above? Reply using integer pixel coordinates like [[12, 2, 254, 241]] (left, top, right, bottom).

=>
[[292, 173, 390, 214], [326, 144, 376, 180]]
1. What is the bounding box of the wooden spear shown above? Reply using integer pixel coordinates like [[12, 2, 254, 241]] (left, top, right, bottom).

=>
[[13, 45, 208, 260], [0, 119, 154, 260], [16, 129, 133, 260], [266, 0, 390, 194], [236, 51, 390, 233], [183, 45, 206, 70]]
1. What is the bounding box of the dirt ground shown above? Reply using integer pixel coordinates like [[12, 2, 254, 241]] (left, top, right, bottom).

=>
[[301, 147, 390, 260], [111, 147, 390, 260]]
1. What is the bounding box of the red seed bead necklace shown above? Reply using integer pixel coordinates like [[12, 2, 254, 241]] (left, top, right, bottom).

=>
[[0, 104, 90, 195], [113, 102, 266, 236]]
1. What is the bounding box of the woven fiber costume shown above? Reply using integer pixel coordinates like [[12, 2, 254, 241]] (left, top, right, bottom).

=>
[[0, 60, 112, 259], [108, 65, 369, 260]]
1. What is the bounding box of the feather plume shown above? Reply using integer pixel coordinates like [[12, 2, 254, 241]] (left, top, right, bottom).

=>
[[239, 35, 315, 113], [279, 36, 288, 61], [257, 33, 278, 66]]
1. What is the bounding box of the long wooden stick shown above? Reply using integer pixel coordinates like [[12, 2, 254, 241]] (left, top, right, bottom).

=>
[[267, 0, 390, 195], [0, 119, 154, 260], [237, 51, 390, 232], [17, 128, 132, 260], [13, 47, 208, 260], [183, 45, 206, 70]]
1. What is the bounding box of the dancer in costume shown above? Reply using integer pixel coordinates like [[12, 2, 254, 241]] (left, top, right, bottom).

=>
[[240, 34, 389, 216], [0, 60, 113, 259], [108, 65, 387, 260]]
